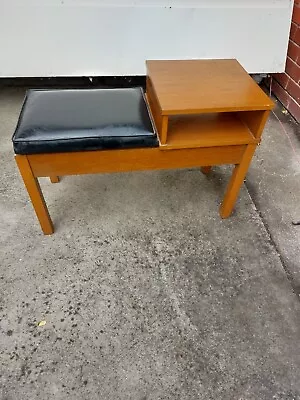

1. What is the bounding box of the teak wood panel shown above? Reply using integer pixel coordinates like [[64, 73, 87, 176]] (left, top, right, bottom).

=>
[[146, 59, 274, 115], [50, 176, 60, 183], [145, 77, 163, 141], [15, 155, 54, 235], [237, 110, 270, 140], [220, 144, 257, 218], [26, 146, 247, 177], [160, 113, 258, 150]]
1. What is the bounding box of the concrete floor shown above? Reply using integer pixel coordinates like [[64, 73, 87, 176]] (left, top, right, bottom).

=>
[[0, 88, 300, 400]]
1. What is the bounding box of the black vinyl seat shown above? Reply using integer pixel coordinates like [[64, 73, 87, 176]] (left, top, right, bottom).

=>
[[12, 88, 158, 155]]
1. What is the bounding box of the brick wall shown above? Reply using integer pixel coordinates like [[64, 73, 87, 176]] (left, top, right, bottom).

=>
[[272, 0, 300, 122]]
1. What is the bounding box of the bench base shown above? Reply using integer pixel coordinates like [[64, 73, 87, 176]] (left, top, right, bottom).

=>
[[15, 144, 257, 235]]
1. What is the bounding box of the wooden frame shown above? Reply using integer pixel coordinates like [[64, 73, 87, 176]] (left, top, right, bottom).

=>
[[16, 142, 256, 235], [14, 60, 274, 234]]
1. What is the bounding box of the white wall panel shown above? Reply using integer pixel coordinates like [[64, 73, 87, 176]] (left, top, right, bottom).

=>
[[0, 0, 294, 77]]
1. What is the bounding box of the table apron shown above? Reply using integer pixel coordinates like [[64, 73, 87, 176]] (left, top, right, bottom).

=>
[[24, 145, 249, 177]]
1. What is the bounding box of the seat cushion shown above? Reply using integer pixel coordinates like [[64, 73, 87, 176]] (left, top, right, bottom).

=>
[[12, 88, 158, 154]]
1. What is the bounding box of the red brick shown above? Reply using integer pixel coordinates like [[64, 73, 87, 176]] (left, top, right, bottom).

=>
[[287, 98, 300, 122], [287, 40, 300, 63], [292, 4, 300, 25], [295, 25, 300, 46], [271, 80, 292, 109], [286, 77, 300, 103], [286, 57, 300, 83], [272, 80, 300, 122], [273, 72, 290, 89], [290, 23, 298, 42]]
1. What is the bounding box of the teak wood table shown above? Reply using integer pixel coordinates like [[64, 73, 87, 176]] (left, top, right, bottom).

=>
[[13, 59, 274, 234], [146, 59, 274, 217]]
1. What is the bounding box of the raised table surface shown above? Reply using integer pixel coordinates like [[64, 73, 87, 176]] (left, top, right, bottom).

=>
[[146, 59, 274, 115]]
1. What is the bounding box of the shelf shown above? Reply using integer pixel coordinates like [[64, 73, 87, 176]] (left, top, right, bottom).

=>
[[146, 60, 274, 115], [160, 112, 257, 150]]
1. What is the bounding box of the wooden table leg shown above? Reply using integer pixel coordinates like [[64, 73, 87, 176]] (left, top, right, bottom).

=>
[[220, 144, 257, 218], [50, 176, 60, 183], [15, 155, 54, 235], [201, 166, 212, 175]]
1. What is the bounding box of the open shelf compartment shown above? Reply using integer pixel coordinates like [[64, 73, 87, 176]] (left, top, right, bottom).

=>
[[159, 112, 257, 150]]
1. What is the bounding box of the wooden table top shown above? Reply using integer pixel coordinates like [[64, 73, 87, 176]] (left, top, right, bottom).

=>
[[146, 59, 274, 115]]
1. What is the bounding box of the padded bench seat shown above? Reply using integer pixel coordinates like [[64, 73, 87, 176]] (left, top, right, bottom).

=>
[[12, 87, 158, 154]]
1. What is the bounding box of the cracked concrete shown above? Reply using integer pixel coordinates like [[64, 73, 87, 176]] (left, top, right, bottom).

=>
[[0, 88, 300, 400], [247, 99, 300, 293]]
